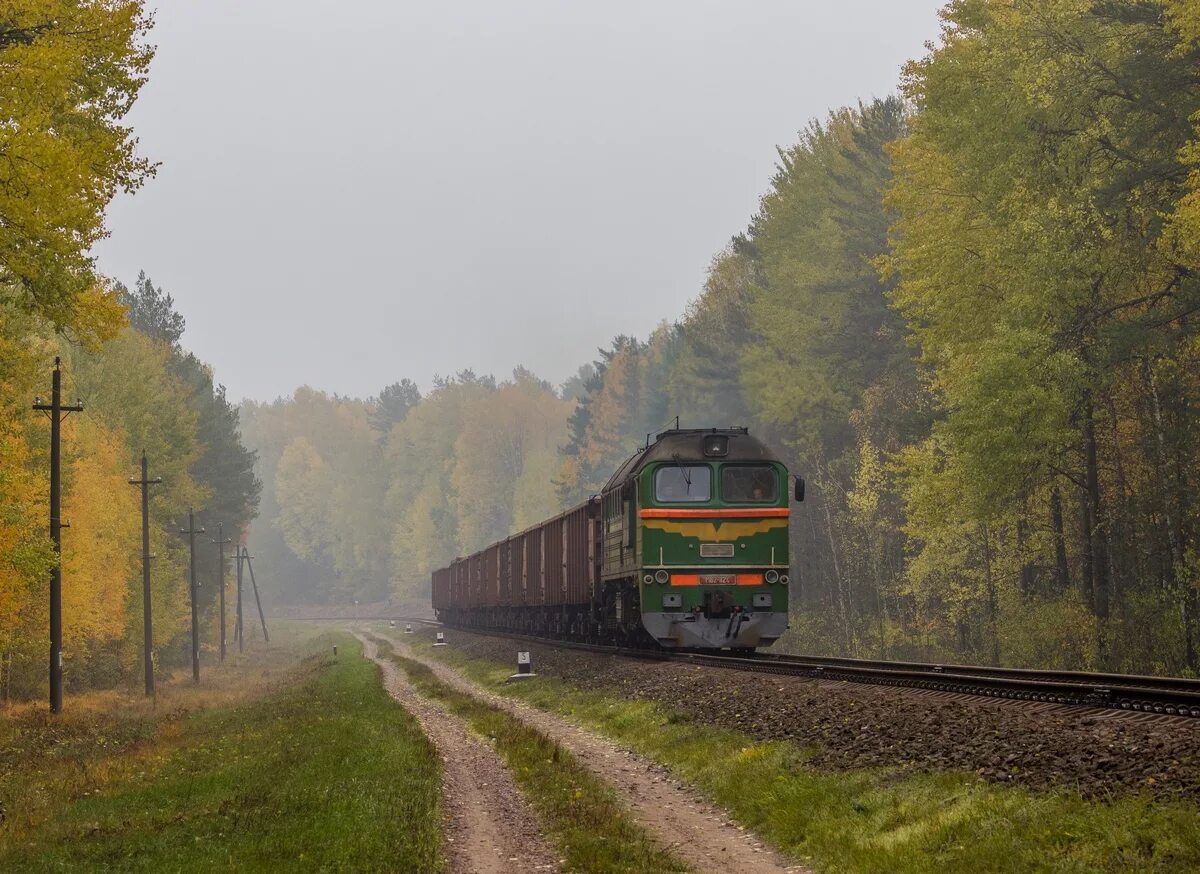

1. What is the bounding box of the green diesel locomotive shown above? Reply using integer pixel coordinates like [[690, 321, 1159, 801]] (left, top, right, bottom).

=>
[[431, 427, 803, 649]]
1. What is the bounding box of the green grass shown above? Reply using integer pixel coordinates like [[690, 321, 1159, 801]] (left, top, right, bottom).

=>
[[415, 631, 1200, 873], [373, 635, 688, 874], [1, 633, 443, 872]]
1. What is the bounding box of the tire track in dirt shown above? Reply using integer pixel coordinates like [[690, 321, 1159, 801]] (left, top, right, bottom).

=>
[[379, 631, 807, 874], [356, 634, 558, 874]]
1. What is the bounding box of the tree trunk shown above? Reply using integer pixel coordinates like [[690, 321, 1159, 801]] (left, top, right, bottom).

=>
[[1017, 514, 1035, 599], [1079, 479, 1095, 613], [1050, 485, 1071, 594], [1143, 360, 1180, 590], [981, 523, 1000, 666], [1083, 395, 1111, 665]]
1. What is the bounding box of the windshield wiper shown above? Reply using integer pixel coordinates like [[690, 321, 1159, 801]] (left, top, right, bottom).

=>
[[670, 452, 693, 495]]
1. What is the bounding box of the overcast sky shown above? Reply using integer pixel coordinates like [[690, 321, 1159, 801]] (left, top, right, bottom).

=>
[[94, 1, 945, 402]]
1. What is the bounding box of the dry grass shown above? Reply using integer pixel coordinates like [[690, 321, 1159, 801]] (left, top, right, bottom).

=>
[[1, 630, 443, 871], [0, 621, 324, 839]]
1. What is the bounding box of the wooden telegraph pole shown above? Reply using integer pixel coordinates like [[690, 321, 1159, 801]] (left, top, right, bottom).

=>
[[33, 357, 83, 713], [128, 450, 162, 696], [242, 546, 269, 643], [234, 541, 244, 652], [179, 509, 205, 683], [212, 523, 231, 662]]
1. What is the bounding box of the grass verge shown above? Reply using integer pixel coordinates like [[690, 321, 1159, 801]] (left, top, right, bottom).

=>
[[372, 635, 688, 874], [1, 632, 443, 872], [416, 631, 1200, 873]]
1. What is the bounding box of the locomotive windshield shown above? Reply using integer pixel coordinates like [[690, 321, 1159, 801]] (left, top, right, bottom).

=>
[[655, 465, 711, 502], [722, 465, 777, 503]]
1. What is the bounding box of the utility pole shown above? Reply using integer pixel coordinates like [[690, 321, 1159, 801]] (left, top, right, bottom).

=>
[[243, 547, 269, 643], [128, 451, 162, 696], [33, 356, 83, 714], [235, 541, 244, 653], [212, 523, 231, 662], [179, 509, 205, 684]]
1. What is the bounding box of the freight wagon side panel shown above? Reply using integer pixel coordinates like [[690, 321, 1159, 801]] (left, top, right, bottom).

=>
[[563, 502, 593, 605], [510, 535, 525, 606], [529, 528, 545, 606], [449, 559, 462, 608], [470, 553, 483, 609], [483, 543, 501, 607], [543, 515, 565, 606]]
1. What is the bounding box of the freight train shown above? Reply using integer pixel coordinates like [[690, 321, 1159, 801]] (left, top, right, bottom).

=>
[[431, 427, 803, 649]]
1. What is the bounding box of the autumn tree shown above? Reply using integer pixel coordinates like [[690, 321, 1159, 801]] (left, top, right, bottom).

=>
[[0, 1, 154, 338], [369, 379, 421, 437], [887, 0, 1200, 669]]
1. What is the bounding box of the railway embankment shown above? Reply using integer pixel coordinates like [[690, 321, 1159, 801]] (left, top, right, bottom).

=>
[[413, 625, 1200, 872], [435, 629, 1200, 801]]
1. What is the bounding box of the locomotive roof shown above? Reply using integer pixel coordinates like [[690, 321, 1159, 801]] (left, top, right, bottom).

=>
[[602, 427, 779, 492]]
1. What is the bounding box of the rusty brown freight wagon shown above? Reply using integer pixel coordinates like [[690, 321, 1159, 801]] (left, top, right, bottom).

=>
[[432, 498, 603, 639]]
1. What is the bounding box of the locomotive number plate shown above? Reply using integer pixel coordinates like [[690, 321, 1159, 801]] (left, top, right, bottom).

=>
[[699, 574, 736, 586]]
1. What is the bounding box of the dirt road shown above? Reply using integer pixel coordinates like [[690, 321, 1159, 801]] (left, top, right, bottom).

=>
[[379, 631, 807, 874], [357, 634, 558, 874]]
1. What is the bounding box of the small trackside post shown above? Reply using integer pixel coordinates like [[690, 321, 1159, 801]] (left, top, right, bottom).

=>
[[508, 650, 535, 681]]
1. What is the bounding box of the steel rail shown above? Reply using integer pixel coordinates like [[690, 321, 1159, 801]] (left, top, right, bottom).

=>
[[671, 651, 1200, 717]]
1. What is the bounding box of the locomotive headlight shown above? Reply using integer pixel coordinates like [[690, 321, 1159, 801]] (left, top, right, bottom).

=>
[[643, 574, 654, 585], [654, 569, 670, 585], [702, 434, 729, 457], [780, 574, 789, 585], [764, 569, 780, 585]]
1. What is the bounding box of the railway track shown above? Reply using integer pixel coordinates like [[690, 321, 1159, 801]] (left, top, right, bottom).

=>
[[673, 650, 1200, 718], [394, 618, 1200, 719]]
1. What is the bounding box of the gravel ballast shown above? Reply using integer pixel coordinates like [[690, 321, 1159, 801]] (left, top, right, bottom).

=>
[[438, 629, 1200, 801]]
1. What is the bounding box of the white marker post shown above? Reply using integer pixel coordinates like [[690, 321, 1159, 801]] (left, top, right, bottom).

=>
[[389, 620, 395, 628], [434, 631, 447, 646], [509, 650, 535, 681], [404, 623, 413, 634]]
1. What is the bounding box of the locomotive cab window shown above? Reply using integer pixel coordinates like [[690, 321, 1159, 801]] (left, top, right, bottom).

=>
[[654, 465, 711, 503], [722, 465, 777, 503]]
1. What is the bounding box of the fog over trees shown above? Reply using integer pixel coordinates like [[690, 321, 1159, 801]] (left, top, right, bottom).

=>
[[243, 1, 1200, 676]]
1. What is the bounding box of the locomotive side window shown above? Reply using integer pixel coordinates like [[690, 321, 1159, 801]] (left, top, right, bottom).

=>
[[722, 465, 777, 503], [654, 465, 711, 502]]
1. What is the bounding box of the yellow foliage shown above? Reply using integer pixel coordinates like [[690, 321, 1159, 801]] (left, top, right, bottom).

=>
[[60, 417, 139, 646], [0, 1, 154, 334]]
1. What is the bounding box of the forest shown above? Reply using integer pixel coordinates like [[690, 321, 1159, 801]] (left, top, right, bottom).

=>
[[245, 0, 1200, 676], [0, 4, 257, 699], [3, 0, 1200, 703]]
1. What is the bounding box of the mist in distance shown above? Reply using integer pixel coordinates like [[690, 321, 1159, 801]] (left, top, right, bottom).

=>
[[94, 0, 943, 401]]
